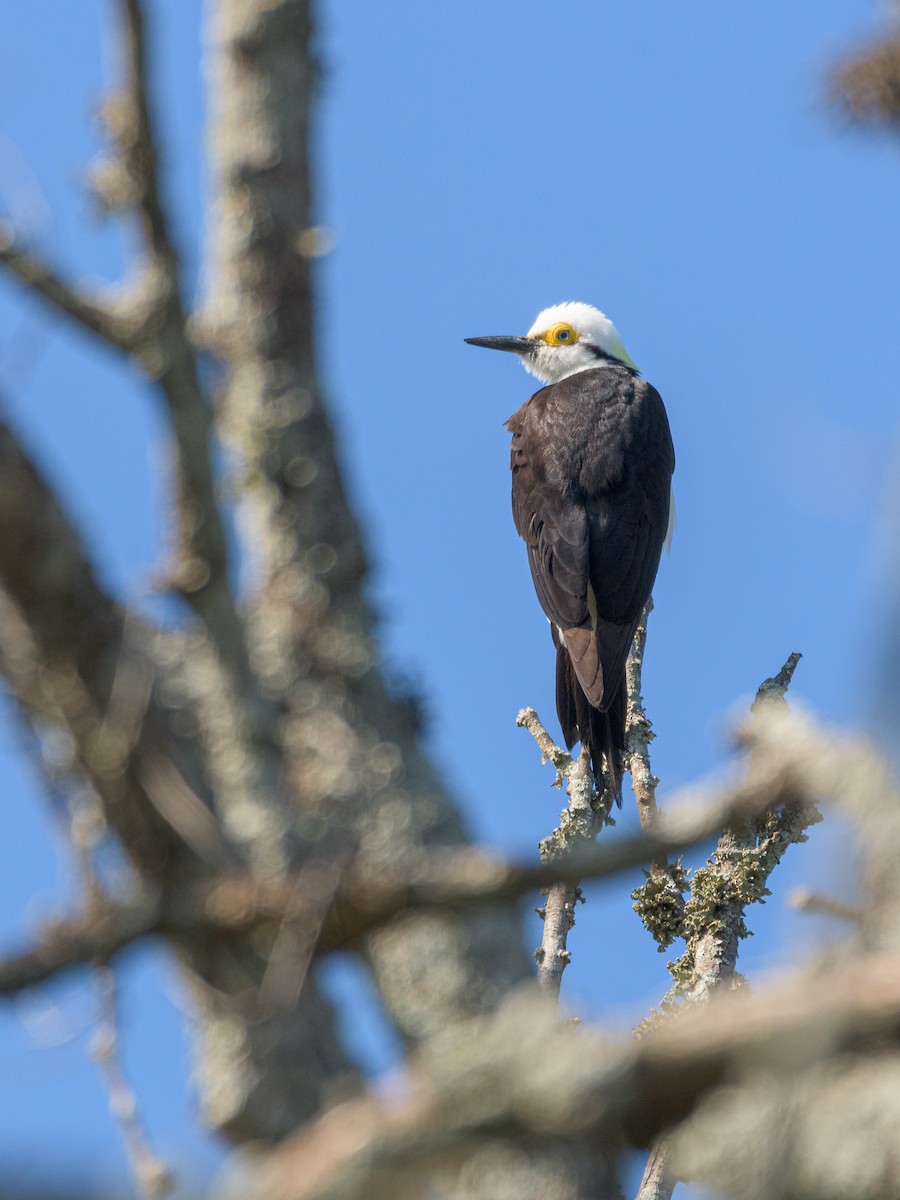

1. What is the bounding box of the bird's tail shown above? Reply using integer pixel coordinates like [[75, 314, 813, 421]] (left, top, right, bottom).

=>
[[555, 636, 626, 804]]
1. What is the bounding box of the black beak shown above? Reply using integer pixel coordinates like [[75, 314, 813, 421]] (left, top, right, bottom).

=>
[[464, 335, 534, 355]]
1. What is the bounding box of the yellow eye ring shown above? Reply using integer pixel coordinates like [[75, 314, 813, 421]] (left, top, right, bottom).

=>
[[540, 322, 580, 346]]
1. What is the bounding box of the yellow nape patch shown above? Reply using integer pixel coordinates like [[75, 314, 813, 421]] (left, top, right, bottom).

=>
[[538, 322, 580, 347], [615, 345, 638, 371]]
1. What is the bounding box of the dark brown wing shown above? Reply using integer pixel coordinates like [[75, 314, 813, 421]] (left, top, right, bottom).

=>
[[583, 377, 674, 700], [508, 400, 588, 614], [507, 368, 674, 712]]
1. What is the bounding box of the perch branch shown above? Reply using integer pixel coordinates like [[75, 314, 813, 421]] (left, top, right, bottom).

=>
[[0, 897, 160, 997], [627, 601, 687, 954], [635, 651, 808, 1200], [518, 708, 610, 997], [0, 0, 247, 678], [111, 0, 248, 674], [516, 706, 575, 775], [668, 651, 811, 1003], [625, 601, 662, 831], [789, 887, 863, 924]]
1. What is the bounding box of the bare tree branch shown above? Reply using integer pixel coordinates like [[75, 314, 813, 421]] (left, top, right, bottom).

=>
[[104, 0, 250, 676], [252, 951, 900, 1200], [0, 416, 200, 867], [668, 651, 812, 1004], [91, 967, 175, 1200], [829, 32, 900, 127], [635, 652, 809, 1200], [625, 602, 662, 831], [626, 605, 681, 1200], [0, 1, 248, 678], [627, 603, 687, 954], [0, 223, 141, 350], [751, 651, 802, 712], [635, 1142, 674, 1200], [0, 408, 359, 1138], [0, 898, 159, 996], [201, 15, 554, 1160], [517, 709, 610, 997], [789, 887, 862, 923], [116, 0, 178, 268], [517, 706, 577, 775]]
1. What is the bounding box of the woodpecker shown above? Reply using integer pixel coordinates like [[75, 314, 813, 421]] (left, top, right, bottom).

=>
[[466, 301, 675, 797]]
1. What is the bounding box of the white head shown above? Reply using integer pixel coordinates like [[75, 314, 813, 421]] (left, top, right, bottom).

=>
[[465, 301, 637, 385]]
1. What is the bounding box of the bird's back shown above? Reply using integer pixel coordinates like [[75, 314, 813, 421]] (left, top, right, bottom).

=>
[[506, 365, 674, 784]]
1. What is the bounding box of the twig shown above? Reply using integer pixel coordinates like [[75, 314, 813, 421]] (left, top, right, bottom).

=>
[[0, 222, 140, 351], [670, 651, 810, 1002], [92, 966, 175, 1200], [751, 651, 802, 712], [624, 605, 680, 1200], [112, 0, 249, 677], [627, 602, 687, 953], [538, 754, 601, 997], [516, 706, 575, 776], [45, 746, 176, 1200], [626, 604, 680, 1200], [257, 855, 353, 1017], [789, 887, 863, 923], [625, 601, 661, 831], [517, 708, 611, 998], [116, 0, 176, 268]]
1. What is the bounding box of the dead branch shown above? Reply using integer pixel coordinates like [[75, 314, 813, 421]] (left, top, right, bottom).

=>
[[517, 708, 611, 997], [751, 651, 802, 711], [0, 1, 246, 676], [789, 887, 862, 923], [91, 966, 175, 1200], [0, 417, 203, 868], [252, 952, 900, 1200], [829, 32, 900, 127], [200, 13, 549, 1147], [109, 0, 248, 673], [624, 601, 662, 831], [626, 602, 687, 955], [0, 223, 142, 350], [0, 897, 159, 996], [635, 652, 807, 1200], [0, 407, 359, 1138], [668, 651, 811, 1004]]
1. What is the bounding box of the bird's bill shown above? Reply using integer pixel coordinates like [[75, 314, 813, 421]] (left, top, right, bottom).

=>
[[464, 335, 534, 355]]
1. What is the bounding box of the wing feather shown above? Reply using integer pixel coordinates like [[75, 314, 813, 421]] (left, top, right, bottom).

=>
[[507, 368, 674, 716]]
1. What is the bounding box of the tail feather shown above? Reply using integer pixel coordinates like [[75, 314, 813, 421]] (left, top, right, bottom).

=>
[[554, 633, 626, 804]]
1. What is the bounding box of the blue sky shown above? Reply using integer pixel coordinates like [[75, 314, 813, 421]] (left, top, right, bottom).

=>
[[0, 0, 898, 1192]]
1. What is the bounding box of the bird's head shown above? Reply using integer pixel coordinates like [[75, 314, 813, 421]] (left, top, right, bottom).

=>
[[465, 301, 637, 385]]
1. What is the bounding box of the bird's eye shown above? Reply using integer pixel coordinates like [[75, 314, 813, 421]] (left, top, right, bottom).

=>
[[541, 323, 580, 346]]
